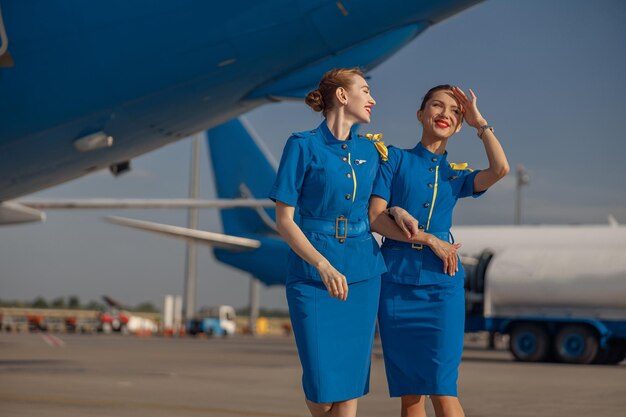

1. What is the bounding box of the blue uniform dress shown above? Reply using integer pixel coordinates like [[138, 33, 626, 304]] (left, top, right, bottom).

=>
[[371, 143, 485, 397], [269, 121, 387, 403]]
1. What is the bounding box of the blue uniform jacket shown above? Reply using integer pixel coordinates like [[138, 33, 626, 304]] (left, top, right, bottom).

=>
[[269, 121, 387, 284], [372, 142, 485, 286]]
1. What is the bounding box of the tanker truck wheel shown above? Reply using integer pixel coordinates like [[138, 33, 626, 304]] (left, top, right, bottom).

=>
[[510, 323, 550, 362], [593, 340, 626, 365], [554, 325, 598, 364]]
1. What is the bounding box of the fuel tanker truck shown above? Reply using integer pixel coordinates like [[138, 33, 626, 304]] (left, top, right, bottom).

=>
[[456, 224, 626, 365]]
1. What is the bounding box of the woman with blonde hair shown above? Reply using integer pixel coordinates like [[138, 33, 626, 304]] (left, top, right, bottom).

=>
[[270, 68, 407, 417]]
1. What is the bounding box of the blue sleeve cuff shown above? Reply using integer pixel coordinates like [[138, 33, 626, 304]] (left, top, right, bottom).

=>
[[370, 189, 390, 203], [461, 169, 486, 199], [268, 187, 298, 206]]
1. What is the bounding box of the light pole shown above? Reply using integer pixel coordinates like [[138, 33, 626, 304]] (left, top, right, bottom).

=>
[[183, 134, 202, 324], [515, 164, 529, 225]]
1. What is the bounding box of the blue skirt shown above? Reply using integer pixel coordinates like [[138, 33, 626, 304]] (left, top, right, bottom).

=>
[[286, 276, 381, 403], [378, 279, 465, 397]]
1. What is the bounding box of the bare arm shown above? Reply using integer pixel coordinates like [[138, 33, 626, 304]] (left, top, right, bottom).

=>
[[369, 196, 430, 244], [452, 87, 510, 193], [473, 126, 509, 192], [275, 201, 348, 300], [369, 196, 461, 276]]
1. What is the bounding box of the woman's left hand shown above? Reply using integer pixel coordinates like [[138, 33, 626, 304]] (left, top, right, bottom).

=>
[[452, 86, 487, 129]]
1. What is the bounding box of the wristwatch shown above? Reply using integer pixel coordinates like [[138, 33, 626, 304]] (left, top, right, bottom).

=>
[[477, 125, 494, 139]]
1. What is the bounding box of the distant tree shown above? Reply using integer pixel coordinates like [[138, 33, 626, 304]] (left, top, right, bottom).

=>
[[32, 297, 49, 308], [133, 302, 160, 313], [1, 299, 28, 308], [85, 300, 104, 311], [51, 297, 66, 309], [236, 307, 249, 316], [68, 295, 81, 309], [235, 307, 289, 318]]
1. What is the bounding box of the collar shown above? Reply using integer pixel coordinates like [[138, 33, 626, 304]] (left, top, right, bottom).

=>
[[318, 120, 357, 145], [411, 142, 448, 165]]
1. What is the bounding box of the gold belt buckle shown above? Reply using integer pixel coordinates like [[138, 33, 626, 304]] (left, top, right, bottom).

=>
[[335, 216, 348, 239]]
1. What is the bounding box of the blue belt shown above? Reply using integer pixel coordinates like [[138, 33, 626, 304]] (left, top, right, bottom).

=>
[[382, 231, 452, 250], [300, 216, 368, 239]]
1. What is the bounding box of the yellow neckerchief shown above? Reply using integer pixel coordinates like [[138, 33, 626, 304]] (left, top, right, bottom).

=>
[[361, 133, 388, 162], [449, 162, 473, 172]]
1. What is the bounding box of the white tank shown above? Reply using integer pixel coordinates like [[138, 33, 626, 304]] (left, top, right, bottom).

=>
[[453, 225, 626, 321]]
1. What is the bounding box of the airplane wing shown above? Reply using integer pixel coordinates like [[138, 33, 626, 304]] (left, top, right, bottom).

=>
[[17, 198, 274, 210], [0, 201, 46, 224], [104, 216, 261, 251]]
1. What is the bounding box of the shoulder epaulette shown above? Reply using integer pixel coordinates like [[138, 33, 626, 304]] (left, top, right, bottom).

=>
[[291, 129, 317, 138], [358, 133, 388, 162], [449, 162, 474, 172]]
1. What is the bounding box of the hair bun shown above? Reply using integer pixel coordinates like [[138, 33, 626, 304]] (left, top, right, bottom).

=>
[[305, 89, 325, 112]]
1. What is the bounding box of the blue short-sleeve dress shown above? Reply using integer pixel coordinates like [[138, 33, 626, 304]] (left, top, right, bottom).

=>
[[269, 121, 387, 403], [371, 142, 485, 397]]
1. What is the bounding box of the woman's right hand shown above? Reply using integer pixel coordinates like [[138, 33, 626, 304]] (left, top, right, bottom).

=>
[[389, 206, 420, 239], [317, 260, 348, 301], [427, 238, 462, 277]]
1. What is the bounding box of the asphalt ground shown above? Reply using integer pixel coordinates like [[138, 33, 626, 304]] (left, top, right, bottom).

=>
[[0, 333, 624, 417]]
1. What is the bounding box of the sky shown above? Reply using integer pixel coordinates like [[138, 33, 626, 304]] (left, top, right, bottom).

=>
[[1, 0, 625, 311]]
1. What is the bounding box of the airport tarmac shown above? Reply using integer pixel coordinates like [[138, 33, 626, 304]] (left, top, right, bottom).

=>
[[0, 333, 624, 417]]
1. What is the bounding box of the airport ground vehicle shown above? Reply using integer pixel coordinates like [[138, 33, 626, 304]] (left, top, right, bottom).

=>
[[461, 227, 626, 365], [187, 305, 236, 337], [0, 314, 28, 332], [65, 317, 100, 333], [1, 311, 98, 333], [96, 295, 158, 334]]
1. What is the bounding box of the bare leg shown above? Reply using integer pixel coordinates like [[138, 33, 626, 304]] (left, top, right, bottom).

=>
[[400, 395, 427, 417], [331, 399, 358, 417], [305, 399, 358, 417], [430, 395, 465, 417], [305, 399, 332, 417]]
